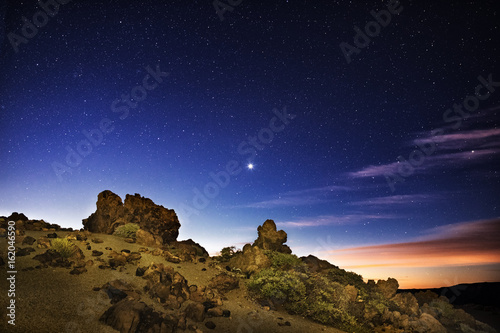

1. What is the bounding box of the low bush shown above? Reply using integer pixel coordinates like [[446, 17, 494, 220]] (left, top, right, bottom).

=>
[[113, 223, 139, 238], [51, 238, 76, 258], [264, 250, 305, 271]]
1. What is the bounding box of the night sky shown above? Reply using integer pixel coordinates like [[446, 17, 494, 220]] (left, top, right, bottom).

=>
[[1, 1, 499, 288]]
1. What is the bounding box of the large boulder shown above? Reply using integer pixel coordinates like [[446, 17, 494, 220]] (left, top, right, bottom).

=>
[[252, 219, 291, 254], [100, 298, 178, 333], [83, 191, 181, 244], [82, 190, 125, 234], [229, 244, 271, 275], [409, 313, 447, 333], [300, 255, 337, 273], [376, 277, 399, 299]]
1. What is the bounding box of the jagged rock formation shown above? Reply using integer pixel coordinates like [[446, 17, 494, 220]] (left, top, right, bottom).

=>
[[82, 190, 180, 244], [252, 219, 291, 254], [0, 212, 68, 236]]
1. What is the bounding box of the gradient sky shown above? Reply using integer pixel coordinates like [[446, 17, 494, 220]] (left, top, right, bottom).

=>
[[1, 1, 499, 289]]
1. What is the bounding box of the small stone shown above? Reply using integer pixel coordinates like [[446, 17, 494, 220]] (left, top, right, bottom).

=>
[[105, 247, 112, 250], [47, 233, 58, 238], [92, 250, 103, 256], [70, 267, 87, 275], [22, 236, 36, 245], [198, 257, 206, 263], [222, 310, 231, 317], [263, 306, 270, 311], [205, 321, 216, 330], [201, 268, 207, 271], [92, 238, 104, 244], [121, 249, 131, 253], [124, 238, 135, 243]]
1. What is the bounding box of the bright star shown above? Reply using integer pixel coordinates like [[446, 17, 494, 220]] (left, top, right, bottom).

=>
[[247, 163, 254, 170]]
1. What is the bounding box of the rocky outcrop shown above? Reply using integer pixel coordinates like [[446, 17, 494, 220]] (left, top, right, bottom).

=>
[[377, 277, 399, 299], [300, 254, 337, 273], [0, 213, 68, 234], [82, 191, 125, 234], [229, 244, 271, 274], [252, 219, 291, 254], [83, 190, 181, 244]]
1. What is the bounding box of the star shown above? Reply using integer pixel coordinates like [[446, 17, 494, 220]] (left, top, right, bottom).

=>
[[247, 163, 254, 170]]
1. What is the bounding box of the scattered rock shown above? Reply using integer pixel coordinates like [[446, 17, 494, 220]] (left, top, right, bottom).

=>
[[410, 313, 446, 333], [92, 238, 104, 244], [164, 250, 181, 263], [205, 321, 216, 329], [33, 249, 71, 268], [92, 250, 103, 256], [222, 310, 231, 317], [70, 267, 87, 275], [37, 237, 51, 249], [124, 238, 135, 243], [100, 298, 178, 333], [208, 273, 239, 293], [47, 233, 58, 238], [207, 307, 223, 317], [16, 247, 35, 256], [22, 236, 36, 245], [184, 301, 205, 322]]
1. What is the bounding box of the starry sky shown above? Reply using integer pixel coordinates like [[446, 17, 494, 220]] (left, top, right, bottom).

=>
[[1, 1, 499, 288]]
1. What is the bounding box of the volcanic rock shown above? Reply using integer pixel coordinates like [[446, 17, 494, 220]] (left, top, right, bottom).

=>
[[301, 254, 337, 273], [16, 247, 36, 256], [252, 219, 291, 254], [83, 190, 180, 244], [229, 244, 271, 275], [22, 236, 36, 245], [100, 298, 178, 333], [184, 301, 205, 322], [208, 273, 239, 293], [377, 277, 399, 299]]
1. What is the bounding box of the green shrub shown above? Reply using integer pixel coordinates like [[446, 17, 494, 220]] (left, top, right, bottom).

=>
[[113, 223, 139, 238], [216, 246, 240, 262], [247, 268, 307, 304], [248, 267, 367, 332], [325, 267, 365, 289], [51, 238, 76, 258], [264, 250, 305, 271]]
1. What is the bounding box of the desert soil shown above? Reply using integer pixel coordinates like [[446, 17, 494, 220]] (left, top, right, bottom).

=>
[[0, 231, 346, 333]]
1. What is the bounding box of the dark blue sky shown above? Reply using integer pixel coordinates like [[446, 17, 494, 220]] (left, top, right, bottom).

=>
[[1, 1, 499, 287]]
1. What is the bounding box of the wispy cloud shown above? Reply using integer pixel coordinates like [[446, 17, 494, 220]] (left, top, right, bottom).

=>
[[276, 213, 398, 228], [349, 194, 441, 206], [414, 128, 500, 150], [327, 218, 500, 268], [349, 126, 500, 179], [238, 185, 350, 208]]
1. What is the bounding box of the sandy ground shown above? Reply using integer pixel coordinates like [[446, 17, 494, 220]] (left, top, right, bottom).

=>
[[1, 231, 346, 333]]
